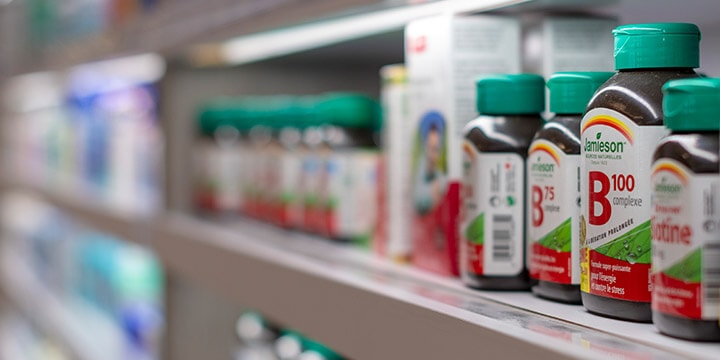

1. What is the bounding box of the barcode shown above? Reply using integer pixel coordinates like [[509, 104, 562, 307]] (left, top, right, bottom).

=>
[[703, 243, 720, 302], [492, 214, 514, 261]]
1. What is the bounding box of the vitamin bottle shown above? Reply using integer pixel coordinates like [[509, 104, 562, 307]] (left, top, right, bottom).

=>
[[300, 99, 325, 234], [529, 72, 613, 303], [651, 78, 720, 341], [245, 100, 271, 219], [580, 23, 700, 321], [276, 100, 306, 229], [461, 74, 545, 290], [194, 102, 243, 214], [316, 93, 380, 244]]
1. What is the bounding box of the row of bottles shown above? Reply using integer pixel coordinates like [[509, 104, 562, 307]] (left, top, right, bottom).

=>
[[193, 93, 381, 245], [457, 23, 719, 341]]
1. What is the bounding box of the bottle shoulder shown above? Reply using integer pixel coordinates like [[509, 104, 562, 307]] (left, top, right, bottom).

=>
[[586, 70, 698, 126], [533, 116, 582, 155], [464, 115, 544, 154], [653, 133, 719, 174]]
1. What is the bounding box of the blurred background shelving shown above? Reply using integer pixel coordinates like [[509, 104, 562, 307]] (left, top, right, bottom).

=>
[[2, 0, 720, 359]]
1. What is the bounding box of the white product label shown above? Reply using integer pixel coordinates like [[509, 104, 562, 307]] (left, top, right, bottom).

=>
[[193, 141, 240, 211], [542, 18, 615, 78], [527, 140, 580, 285], [281, 151, 301, 224], [382, 73, 412, 258], [651, 159, 720, 320], [462, 146, 524, 276], [580, 108, 669, 302], [325, 150, 379, 243]]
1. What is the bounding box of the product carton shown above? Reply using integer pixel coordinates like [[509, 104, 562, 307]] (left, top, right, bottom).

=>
[[405, 15, 521, 276]]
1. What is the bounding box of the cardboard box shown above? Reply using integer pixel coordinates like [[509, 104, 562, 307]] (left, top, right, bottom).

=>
[[405, 15, 521, 276]]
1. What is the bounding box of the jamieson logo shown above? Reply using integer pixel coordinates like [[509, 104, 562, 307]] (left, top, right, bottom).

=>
[[654, 178, 682, 193], [583, 132, 626, 153], [652, 161, 689, 186], [581, 115, 634, 145], [529, 142, 558, 172]]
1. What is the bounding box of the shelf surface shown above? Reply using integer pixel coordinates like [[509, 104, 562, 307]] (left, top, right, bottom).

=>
[[2, 178, 720, 359], [155, 214, 720, 360]]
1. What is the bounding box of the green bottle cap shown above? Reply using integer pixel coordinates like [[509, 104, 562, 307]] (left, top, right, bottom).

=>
[[663, 77, 720, 131], [476, 74, 545, 115], [548, 72, 614, 114], [315, 93, 380, 129], [301, 338, 342, 360], [613, 23, 700, 70], [197, 103, 230, 136]]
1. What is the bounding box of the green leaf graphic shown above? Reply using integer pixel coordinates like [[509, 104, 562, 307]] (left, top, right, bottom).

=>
[[595, 220, 652, 264], [537, 217, 572, 252], [663, 248, 701, 283], [596, 132, 602, 140], [465, 213, 484, 245]]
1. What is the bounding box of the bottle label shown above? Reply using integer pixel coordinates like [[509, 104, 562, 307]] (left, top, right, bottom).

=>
[[280, 152, 301, 227], [651, 159, 720, 320], [580, 108, 669, 302], [527, 140, 580, 285], [323, 150, 379, 243], [461, 145, 524, 276]]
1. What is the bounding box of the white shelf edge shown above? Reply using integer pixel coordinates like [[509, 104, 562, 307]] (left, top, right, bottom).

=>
[[188, 0, 531, 66], [3, 178, 718, 359], [0, 255, 124, 360]]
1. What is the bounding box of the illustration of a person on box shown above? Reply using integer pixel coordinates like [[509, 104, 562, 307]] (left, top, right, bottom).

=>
[[412, 111, 454, 274], [414, 112, 447, 214]]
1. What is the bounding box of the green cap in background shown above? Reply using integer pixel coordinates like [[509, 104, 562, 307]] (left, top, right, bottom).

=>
[[301, 337, 343, 360], [198, 99, 250, 136], [662, 77, 720, 131], [315, 93, 380, 129], [476, 74, 545, 115], [548, 72, 614, 114], [613, 23, 701, 70]]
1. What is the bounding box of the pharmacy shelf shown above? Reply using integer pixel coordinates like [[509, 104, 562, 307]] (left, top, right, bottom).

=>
[[185, 0, 531, 67], [0, 253, 124, 360], [10, 0, 532, 74], [0, 179, 152, 244], [3, 178, 720, 358], [153, 215, 720, 360]]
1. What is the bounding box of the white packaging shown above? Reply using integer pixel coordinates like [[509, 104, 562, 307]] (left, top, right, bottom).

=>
[[405, 14, 521, 275], [375, 64, 412, 262], [524, 16, 616, 79]]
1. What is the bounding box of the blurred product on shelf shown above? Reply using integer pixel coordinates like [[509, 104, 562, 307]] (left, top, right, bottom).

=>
[[373, 64, 412, 263], [234, 312, 344, 360], [0, 313, 71, 360], [460, 74, 545, 290], [528, 72, 613, 304], [651, 78, 720, 341], [404, 14, 522, 276], [2, 54, 165, 215], [580, 23, 701, 322], [522, 16, 616, 80], [26, 0, 160, 46], [2, 195, 165, 360], [193, 93, 381, 245]]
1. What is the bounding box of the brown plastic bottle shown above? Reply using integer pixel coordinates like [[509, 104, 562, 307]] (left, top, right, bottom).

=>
[[529, 72, 613, 304], [461, 74, 544, 290], [580, 23, 700, 322], [651, 78, 720, 341]]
